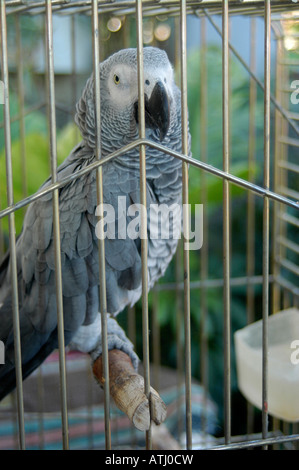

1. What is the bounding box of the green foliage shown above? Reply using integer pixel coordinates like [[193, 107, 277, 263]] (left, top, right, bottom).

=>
[[0, 95, 47, 154], [0, 132, 48, 204], [188, 162, 257, 210], [187, 45, 264, 168], [0, 108, 79, 236]]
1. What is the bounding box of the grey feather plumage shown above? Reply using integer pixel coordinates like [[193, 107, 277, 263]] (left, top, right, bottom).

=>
[[0, 47, 191, 400]]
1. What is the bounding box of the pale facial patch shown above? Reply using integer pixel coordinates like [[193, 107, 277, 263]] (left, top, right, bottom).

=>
[[107, 62, 175, 112], [107, 64, 139, 110]]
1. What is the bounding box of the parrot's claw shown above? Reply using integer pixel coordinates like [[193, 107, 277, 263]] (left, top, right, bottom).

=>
[[93, 349, 167, 432]]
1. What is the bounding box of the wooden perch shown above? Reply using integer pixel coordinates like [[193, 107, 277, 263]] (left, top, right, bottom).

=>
[[93, 349, 167, 432]]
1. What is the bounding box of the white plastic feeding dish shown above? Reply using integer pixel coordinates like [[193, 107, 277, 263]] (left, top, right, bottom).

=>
[[234, 308, 299, 422]]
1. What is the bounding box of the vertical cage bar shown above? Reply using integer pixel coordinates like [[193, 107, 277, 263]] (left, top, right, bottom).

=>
[[15, 14, 27, 205], [273, 27, 283, 315], [262, 0, 271, 445], [45, 0, 69, 450], [91, 0, 111, 450], [246, 17, 257, 326], [71, 15, 80, 147], [199, 15, 209, 438], [175, 244, 184, 438], [174, 19, 184, 440], [278, 30, 290, 308], [136, 0, 151, 450], [71, 15, 76, 106], [246, 16, 257, 435], [222, 0, 231, 445], [180, 0, 192, 450], [0, 0, 25, 449]]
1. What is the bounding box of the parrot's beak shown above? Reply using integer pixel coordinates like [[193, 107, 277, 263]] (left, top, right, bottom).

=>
[[134, 80, 170, 142]]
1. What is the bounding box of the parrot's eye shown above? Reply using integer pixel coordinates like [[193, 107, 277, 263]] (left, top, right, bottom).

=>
[[114, 74, 120, 85]]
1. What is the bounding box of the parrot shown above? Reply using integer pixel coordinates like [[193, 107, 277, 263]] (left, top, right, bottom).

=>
[[0, 47, 191, 401]]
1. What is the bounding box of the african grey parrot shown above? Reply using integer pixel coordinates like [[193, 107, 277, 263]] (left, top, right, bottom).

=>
[[0, 47, 191, 400]]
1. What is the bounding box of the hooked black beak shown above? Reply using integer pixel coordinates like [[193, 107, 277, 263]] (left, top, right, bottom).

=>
[[134, 80, 170, 142]]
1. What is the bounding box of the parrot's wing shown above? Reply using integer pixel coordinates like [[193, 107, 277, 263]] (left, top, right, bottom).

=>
[[0, 145, 152, 400], [0, 145, 93, 399]]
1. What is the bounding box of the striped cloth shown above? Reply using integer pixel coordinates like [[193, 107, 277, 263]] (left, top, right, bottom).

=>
[[0, 351, 218, 450]]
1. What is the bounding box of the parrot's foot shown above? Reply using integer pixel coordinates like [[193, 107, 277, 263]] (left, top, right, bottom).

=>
[[92, 349, 167, 432]]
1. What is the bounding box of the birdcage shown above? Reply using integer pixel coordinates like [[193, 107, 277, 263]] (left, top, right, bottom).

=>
[[0, 0, 299, 451]]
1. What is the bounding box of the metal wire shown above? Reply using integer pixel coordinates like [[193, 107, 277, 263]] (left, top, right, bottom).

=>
[[246, 16, 257, 435], [45, 0, 69, 449], [222, 0, 231, 445], [135, 0, 152, 450], [262, 0, 271, 446], [15, 15, 27, 207], [0, 0, 25, 449], [92, 0, 111, 449], [180, 0, 192, 451], [199, 14, 209, 439], [1, 137, 298, 229], [0, 0, 299, 452]]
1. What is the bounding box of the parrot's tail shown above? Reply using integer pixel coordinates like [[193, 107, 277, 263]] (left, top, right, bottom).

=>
[[0, 329, 59, 402]]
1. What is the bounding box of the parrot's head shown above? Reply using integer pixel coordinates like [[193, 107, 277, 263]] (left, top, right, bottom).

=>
[[75, 47, 177, 151]]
